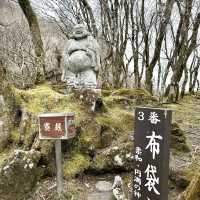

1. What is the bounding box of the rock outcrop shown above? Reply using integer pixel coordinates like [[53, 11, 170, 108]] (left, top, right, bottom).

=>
[[0, 149, 43, 200]]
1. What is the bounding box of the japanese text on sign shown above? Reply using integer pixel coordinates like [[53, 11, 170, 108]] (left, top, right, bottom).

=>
[[133, 107, 172, 200], [39, 113, 76, 140]]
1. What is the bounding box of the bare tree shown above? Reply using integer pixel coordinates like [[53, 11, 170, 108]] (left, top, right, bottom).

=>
[[18, 0, 45, 83], [141, 0, 174, 93], [100, 0, 131, 88], [189, 53, 200, 93], [165, 0, 200, 100], [78, 0, 98, 38], [34, 0, 200, 96]]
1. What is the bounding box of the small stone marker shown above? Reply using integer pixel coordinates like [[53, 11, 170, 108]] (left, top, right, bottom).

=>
[[133, 107, 172, 200], [38, 113, 76, 196]]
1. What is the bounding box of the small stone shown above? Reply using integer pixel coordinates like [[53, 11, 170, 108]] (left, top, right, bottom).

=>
[[3, 165, 9, 171], [29, 163, 34, 169], [95, 181, 112, 192], [125, 153, 131, 158], [114, 155, 124, 166], [112, 146, 119, 151], [91, 101, 96, 112], [30, 149, 35, 154]]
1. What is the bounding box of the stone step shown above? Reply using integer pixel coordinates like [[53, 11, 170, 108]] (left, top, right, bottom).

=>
[[87, 192, 113, 200]]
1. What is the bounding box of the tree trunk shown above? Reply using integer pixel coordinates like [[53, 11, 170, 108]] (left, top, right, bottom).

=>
[[189, 57, 200, 94], [197, 80, 200, 91], [78, 0, 98, 38], [18, 0, 45, 83], [145, 0, 174, 93], [165, 11, 200, 100], [157, 59, 162, 94], [0, 64, 19, 123], [180, 67, 188, 98]]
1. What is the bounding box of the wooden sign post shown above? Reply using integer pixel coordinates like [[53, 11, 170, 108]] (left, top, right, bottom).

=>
[[39, 113, 76, 196], [55, 139, 63, 196], [133, 107, 172, 200]]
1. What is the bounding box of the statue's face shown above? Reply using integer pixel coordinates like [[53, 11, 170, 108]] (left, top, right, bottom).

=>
[[71, 24, 90, 39]]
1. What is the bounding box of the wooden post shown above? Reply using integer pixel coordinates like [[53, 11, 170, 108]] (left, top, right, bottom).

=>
[[38, 113, 76, 197], [55, 139, 63, 196]]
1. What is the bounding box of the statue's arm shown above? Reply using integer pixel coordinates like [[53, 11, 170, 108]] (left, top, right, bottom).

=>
[[96, 43, 101, 72], [93, 40, 101, 72], [87, 37, 101, 72]]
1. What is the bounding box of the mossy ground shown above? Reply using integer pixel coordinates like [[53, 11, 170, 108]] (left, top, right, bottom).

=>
[[165, 94, 200, 126], [2, 84, 149, 180], [167, 93, 200, 200], [2, 84, 200, 199], [63, 153, 90, 178], [0, 148, 12, 166], [10, 128, 21, 143], [14, 84, 85, 123]]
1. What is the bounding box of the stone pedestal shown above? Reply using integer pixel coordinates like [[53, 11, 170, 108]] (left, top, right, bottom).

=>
[[87, 181, 113, 200], [87, 192, 113, 200], [72, 88, 105, 113]]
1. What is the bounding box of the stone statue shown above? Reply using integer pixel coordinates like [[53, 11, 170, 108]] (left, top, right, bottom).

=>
[[112, 175, 126, 200], [62, 24, 101, 89]]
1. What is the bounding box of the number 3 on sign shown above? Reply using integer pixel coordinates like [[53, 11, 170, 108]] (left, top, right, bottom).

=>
[[138, 112, 144, 121]]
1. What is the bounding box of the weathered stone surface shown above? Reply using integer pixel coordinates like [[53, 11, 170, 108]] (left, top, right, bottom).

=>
[[91, 144, 134, 173], [113, 188, 126, 200], [87, 192, 113, 200], [0, 117, 10, 151], [95, 181, 112, 192], [0, 149, 43, 200], [72, 88, 105, 113], [62, 24, 101, 88]]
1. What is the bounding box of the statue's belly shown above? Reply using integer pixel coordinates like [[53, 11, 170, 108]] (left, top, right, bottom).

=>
[[68, 51, 92, 74]]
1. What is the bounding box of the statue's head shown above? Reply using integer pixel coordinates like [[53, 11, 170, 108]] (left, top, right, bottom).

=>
[[70, 24, 90, 40]]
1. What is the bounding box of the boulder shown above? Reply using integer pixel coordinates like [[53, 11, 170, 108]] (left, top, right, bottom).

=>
[[0, 149, 43, 200], [91, 143, 134, 173], [171, 123, 190, 152], [0, 117, 10, 151]]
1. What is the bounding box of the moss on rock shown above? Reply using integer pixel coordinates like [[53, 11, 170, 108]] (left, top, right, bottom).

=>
[[0, 84, 163, 197], [63, 153, 90, 178], [10, 85, 136, 176], [10, 128, 21, 144], [171, 123, 190, 153], [0, 149, 43, 200], [91, 141, 133, 173], [111, 88, 151, 97], [96, 108, 133, 136]]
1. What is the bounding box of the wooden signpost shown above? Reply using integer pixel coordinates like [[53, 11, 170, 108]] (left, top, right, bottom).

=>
[[39, 113, 76, 196], [133, 107, 172, 200]]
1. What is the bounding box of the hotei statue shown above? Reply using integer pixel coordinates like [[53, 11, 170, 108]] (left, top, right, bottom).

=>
[[62, 24, 101, 89]]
